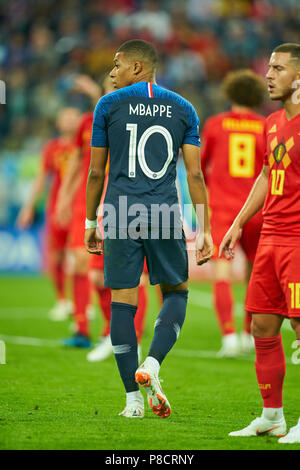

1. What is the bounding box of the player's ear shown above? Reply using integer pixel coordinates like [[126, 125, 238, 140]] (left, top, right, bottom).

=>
[[133, 61, 143, 75]]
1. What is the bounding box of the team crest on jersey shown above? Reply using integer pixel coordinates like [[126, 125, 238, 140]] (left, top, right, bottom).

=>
[[273, 142, 286, 164], [269, 136, 293, 169]]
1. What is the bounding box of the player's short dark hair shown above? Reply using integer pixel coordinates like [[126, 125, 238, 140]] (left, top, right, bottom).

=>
[[117, 39, 158, 71], [273, 43, 300, 69], [222, 69, 266, 109]]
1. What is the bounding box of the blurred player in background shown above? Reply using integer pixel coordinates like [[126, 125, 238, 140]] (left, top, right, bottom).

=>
[[85, 39, 213, 419], [220, 43, 300, 443], [56, 75, 101, 348], [201, 70, 266, 357], [17, 107, 81, 320]]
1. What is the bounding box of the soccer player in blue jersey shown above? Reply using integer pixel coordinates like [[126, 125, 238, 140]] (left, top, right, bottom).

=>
[[84, 40, 213, 419]]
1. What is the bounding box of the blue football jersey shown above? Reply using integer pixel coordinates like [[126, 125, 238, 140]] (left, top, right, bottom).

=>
[[91, 82, 200, 228]]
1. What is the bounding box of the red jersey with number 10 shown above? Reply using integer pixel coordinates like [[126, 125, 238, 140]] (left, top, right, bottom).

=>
[[261, 109, 300, 245], [201, 110, 265, 215]]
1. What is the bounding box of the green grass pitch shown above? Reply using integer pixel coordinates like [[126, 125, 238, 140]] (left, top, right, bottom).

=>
[[0, 275, 299, 450]]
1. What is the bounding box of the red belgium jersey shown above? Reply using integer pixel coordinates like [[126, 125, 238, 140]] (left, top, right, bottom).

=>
[[73, 112, 94, 211], [261, 109, 300, 245], [42, 137, 77, 215], [201, 110, 265, 215]]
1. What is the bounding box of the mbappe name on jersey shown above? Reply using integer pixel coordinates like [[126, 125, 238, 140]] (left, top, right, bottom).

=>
[[129, 103, 172, 118]]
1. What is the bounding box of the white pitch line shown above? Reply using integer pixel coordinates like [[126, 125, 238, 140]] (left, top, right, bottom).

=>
[[0, 307, 48, 312], [189, 289, 293, 331], [0, 287, 293, 329], [0, 334, 60, 347], [0, 307, 49, 319], [0, 334, 296, 365], [0, 333, 250, 361], [173, 348, 255, 362], [173, 348, 296, 365], [188, 289, 247, 316]]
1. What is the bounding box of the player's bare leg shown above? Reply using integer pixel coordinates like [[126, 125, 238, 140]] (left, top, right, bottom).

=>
[[230, 313, 286, 437], [135, 281, 188, 418], [213, 259, 240, 357], [278, 317, 300, 443]]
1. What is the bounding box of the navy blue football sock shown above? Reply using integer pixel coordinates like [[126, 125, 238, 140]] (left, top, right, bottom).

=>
[[110, 302, 139, 393], [148, 290, 188, 365]]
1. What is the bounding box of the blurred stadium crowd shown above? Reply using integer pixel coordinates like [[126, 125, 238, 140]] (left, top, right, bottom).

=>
[[0, 0, 299, 229]]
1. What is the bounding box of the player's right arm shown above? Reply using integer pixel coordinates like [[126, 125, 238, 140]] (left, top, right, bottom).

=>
[[219, 164, 269, 259], [182, 143, 213, 265]]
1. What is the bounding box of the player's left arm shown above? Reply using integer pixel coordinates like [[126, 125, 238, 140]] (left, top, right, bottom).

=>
[[55, 148, 82, 226], [16, 163, 47, 229], [219, 164, 269, 259], [182, 143, 213, 265], [85, 146, 108, 255]]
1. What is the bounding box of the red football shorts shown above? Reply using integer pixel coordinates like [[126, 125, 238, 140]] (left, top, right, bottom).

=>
[[46, 216, 69, 252], [246, 241, 300, 318], [89, 253, 104, 270], [69, 205, 85, 249], [211, 210, 263, 262]]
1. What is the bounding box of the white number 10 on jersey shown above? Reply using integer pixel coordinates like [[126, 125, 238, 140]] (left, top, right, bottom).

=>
[[126, 123, 174, 179]]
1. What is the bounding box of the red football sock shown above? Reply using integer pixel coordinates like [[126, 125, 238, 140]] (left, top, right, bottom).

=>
[[213, 281, 235, 335], [254, 334, 286, 408], [135, 285, 148, 343], [50, 261, 65, 300], [73, 274, 90, 336], [243, 310, 252, 334], [96, 286, 111, 337]]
